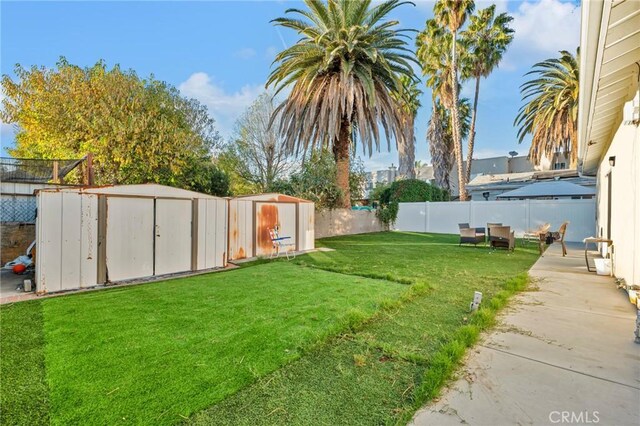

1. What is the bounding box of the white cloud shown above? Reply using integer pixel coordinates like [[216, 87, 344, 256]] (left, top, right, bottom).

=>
[[504, 0, 580, 68], [233, 48, 257, 60], [178, 72, 264, 139]]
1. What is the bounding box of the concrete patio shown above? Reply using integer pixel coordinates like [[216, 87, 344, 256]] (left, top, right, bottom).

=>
[[411, 243, 640, 426]]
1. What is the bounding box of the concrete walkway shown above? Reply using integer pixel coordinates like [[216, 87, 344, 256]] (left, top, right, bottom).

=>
[[411, 243, 640, 426]]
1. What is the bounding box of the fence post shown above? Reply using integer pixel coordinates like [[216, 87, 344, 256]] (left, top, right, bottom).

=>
[[85, 153, 94, 186], [425, 201, 430, 232], [52, 160, 59, 184]]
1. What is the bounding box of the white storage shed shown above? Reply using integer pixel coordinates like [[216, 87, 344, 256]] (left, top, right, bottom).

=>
[[35, 184, 227, 294], [228, 193, 314, 260]]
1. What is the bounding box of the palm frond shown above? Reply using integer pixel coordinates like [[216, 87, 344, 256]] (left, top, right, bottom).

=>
[[514, 49, 579, 167]]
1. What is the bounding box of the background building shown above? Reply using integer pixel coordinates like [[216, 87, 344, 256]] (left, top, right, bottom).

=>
[[364, 152, 589, 201]]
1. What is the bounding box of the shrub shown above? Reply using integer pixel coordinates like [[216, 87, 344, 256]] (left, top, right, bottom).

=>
[[377, 179, 449, 226]]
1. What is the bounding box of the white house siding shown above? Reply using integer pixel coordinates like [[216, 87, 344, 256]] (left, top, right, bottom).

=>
[[596, 122, 640, 287]]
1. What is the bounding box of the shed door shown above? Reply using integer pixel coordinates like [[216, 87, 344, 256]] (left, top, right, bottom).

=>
[[106, 197, 154, 281], [155, 199, 192, 275], [255, 202, 297, 257]]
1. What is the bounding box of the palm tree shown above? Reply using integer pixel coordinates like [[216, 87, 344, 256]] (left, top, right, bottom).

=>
[[392, 75, 422, 179], [514, 49, 580, 168], [426, 103, 450, 190], [267, 0, 416, 208], [460, 5, 514, 184], [427, 98, 472, 193], [417, 18, 457, 192], [417, 19, 456, 109], [433, 0, 475, 200]]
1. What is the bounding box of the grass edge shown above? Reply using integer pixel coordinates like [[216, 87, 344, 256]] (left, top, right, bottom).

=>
[[396, 273, 531, 425]]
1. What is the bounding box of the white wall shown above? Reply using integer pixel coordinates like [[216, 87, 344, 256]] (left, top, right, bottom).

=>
[[396, 199, 596, 243], [597, 122, 640, 286], [315, 209, 385, 239]]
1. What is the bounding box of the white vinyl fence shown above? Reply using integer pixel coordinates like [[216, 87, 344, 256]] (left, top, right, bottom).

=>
[[396, 199, 596, 243]]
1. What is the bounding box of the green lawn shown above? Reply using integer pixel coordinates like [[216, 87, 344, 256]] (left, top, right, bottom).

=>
[[189, 232, 540, 425], [0, 232, 540, 425], [1, 262, 405, 425]]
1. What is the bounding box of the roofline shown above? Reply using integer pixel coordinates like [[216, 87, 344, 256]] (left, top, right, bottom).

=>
[[230, 193, 313, 203], [578, 0, 607, 176]]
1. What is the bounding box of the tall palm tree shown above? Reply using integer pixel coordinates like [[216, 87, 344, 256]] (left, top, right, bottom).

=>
[[461, 5, 514, 184], [267, 0, 416, 208], [417, 19, 450, 190], [514, 49, 580, 168], [433, 0, 475, 200], [427, 98, 471, 193], [426, 102, 450, 190], [417, 18, 457, 192], [392, 75, 422, 179]]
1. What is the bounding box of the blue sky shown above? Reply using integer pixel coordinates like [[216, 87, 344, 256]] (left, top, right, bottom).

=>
[[1, 0, 580, 171]]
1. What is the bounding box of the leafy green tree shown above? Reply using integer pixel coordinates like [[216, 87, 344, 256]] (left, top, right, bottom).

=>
[[514, 49, 580, 168], [377, 179, 449, 226], [216, 148, 260, 195], [183, 160, 230, 197], [288, 150, 342, 210], [391, 76, 422, 179], [268, 0, 416, 208], [460, 5, 514, 183], [274, 150, 366, 210], [224, 93, 293, 192], [1, 58, 219, 186], [433, 0, 475, 200], [370, 182, 391, 202]]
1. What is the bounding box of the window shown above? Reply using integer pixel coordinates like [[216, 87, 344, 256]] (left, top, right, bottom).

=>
[[553, 162, 566, 170]]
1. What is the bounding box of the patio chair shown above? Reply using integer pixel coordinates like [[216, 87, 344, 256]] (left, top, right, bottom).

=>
[[552, 222, 569, 257], [489, 226, 515, 251], [268, 226, 296, 260], [458, 223, 486, 247], [486, 223, 503, 243], [523, 223, 551, 253]]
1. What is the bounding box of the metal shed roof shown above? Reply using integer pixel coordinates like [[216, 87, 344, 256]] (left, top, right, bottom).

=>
[[231, 193, 313, 203], [496, 181, 595, 199], [37, 183, 223, 199], [578, 0, 640, 175]]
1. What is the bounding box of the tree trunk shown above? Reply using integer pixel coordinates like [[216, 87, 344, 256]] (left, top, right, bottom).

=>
[[450, 29, 467, 201], [334, 117, 351, 208], [397, 116, 416, 179], [570, 122, 578, 169], [465, 76, 481, 186]]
